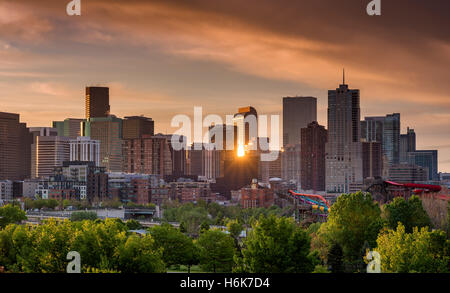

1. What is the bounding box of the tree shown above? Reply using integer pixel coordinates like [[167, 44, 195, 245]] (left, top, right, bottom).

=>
[[117, 234, 165, 273], [374, 223, 449, 273], [324, 192, 383, 269], [150, 224, 198, 270], [126, 219, 143, 230], [70, 211, 98, 221], [197, 229, 236, 272], [447, 202, 450, 239], [200, 221, 210, 233], [0, 205, 27, 228], [226, 219, 243, 254], [383, 196, 431, 233], [237, 215, 315, 273], [327, 243, 344, 273]]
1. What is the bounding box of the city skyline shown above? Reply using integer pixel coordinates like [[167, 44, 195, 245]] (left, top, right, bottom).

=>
[[1, 0, 449, 171]]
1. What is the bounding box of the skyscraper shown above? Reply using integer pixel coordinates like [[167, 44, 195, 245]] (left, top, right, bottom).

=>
[[283, 97, 317, 147], [383, 113, 401, 165], [29, 127, 58, 142], [301, 121, 327, 191], [233, 106, 258, 150], [123, 134, 173, 176], [31, 136, 70, 179], [362, 141, 383, 179], [399, 127, 416, 163], [85, 86, 110, 119], [407, 150, 438, 181], [122, 116, 155, 140], [361, 114, 400, 165], [82, 116, 123, 172], [0, 112, 32, 180], [53, 118, 84, 139], [325, 74, 363, 194], [281, 144, 301, 186]]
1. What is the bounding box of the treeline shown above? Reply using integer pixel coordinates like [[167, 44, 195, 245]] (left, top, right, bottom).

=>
[[0, 193, 449, 273], [161, 200, 289, 236], [23, 198, 157, 211]]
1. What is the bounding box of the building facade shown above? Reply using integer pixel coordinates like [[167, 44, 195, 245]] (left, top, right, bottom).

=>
[[52, 118, 84, 139], [388, 164, 428, 183], [301, 121, 327, 191], [0, 112, 33, 180], [82, 115, 123, 172], [31, 136, 70, 179], [85, 86, 110, 119], [283, 97, 317, 147], [122, 116, 155, 140], [362, 141, 383, 179], [70, 136, 101, 166], [325, 79, 363, 194], [123, 134, 173, 176], [407, 150, 438, 181]]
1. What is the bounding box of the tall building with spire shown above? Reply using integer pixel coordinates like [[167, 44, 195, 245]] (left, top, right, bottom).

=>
[[325, 71, 363, 193]]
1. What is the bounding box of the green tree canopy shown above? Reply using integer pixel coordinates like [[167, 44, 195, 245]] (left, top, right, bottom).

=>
[[383, 196, 431, 233], [150, 224, 198, 270], [0, 205, 27, 229], [70, 211, 98, 222], [324, 192, 383, 267], [237, 214, 316, 273], [375, 223, 449, 273], [197, 229, 236, 273]]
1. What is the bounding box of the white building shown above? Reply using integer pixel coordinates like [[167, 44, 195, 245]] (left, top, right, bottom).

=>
[[70, 136, 100, 166], [0, 180, 13, 203]]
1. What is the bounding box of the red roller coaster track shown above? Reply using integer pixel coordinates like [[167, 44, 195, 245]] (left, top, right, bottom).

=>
[[384, 181, 449, 201]]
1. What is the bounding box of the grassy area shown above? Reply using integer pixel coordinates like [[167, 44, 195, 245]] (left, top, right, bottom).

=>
[[167, 265, 210, 273]]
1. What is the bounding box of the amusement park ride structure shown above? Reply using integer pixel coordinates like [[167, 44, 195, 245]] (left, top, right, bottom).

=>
[[285, 180, 449, 223]]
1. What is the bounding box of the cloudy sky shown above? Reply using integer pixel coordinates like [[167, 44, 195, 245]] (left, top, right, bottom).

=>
[[1, 0, 449, 171]]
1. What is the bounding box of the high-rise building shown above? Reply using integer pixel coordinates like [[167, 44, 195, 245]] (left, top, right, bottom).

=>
[[53, 118, 84, 139], [156, 134, 187, 177], [283, 97, 317, 147], [383, 113, 401, 165], [399, 127, 416, 163], [31, 136, 70, 179], [301, 121, 327, 191], [362, 141, 383, 179], [281, 144, 301, 186], [361, 113, 400, 165], [388, 164, 428, 183], [122, 116, 155, 140], [361, 118, 383, 143], [85, 86, 110, 119], [70, 136, 101, 166], [361, 114, 400, 165], [123, 134, 173, 176], [325, 74, 363, 194], [0, 112, 32, 180], [82, 115, 123, 172], [233, 106, 258, 149], [187, 143, 204, 177], [29, 127, 58, 141], [407, 150, 438, 181], [260, 153, 282, 184]]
